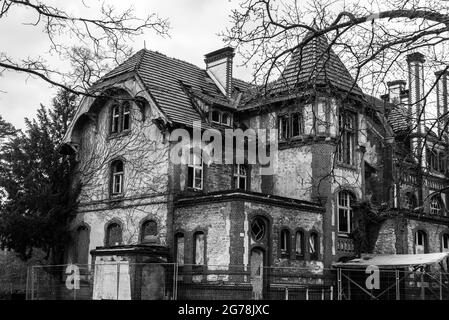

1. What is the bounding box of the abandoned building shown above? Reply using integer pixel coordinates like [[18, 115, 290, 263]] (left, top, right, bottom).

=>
[[60, 32, 449, 299]]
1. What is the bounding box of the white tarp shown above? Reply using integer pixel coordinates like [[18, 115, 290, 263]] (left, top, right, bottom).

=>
[[333, 252, 449, 269]]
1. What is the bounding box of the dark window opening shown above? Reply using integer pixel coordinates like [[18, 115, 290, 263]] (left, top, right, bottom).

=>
[[111, 160, 124, 195], [280, 229, 290, 258], [106, 223, 122, 247], [140, 220, 157, 243], [309, 232, 319, 260], [337, 111, 356, 165]]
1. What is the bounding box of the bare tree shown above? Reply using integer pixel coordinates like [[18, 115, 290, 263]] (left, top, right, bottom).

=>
[[0, 1, 170, 95]]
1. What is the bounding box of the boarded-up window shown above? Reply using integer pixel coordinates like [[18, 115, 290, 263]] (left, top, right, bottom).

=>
[[175, 233, 185, 264], [194, 232, 205, 265], [295, 230, 304, 257], [76, 225, 90, 265]]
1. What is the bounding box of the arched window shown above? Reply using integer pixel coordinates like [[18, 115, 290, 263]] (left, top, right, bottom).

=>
[[187, 150, 203, 190], [111, 160, 124, 195], [415, 230, 427, 254], [309, 232, 319, 260], [122, 102, 131, 131], [337, 110, 356, 165], [295, 230, 304, 258], [140, 220, 157, 243], [404, 192, 417, 210], [175, 233, 185, 264], [106, 222, 122, 247], [193, 231, 205, 265], [442, 233, 449, 252], [280, 229, 290, 258], [111, 104, 121, 133], [75, 225, 90, 265], [250, 217, 266, 242], [338, 191, 355, 234], [430, 196, 443, 215]]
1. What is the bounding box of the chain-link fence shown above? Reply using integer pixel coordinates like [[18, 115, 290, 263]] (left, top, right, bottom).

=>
[[1, 262, 448, 300]]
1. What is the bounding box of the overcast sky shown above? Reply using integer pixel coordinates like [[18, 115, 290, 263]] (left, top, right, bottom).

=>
[[0, 0, 251, 130]]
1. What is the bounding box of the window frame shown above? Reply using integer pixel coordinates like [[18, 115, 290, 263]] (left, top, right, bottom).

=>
[[415, 230, 428, 254], [110, 100, 132, 135], [337, 109, 357, 166], [279, 228, 291, 258], [187, 150, 203, 190], [294, 229, 305, 259], [309, 232, 319, 260], [337, 190, 355, 235], [234, 164, 249, 190], [430, 196, 443, 215], [111, 160, 124, 196]]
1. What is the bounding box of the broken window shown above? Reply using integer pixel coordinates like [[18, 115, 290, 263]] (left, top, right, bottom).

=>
[[337, 110, 356, 165], [234, 164, 248, 190], [106, 222, 122, 247], [338, 190, 355, 234], [430, 196, 443, 215], [111, 160, 124, 195], [187, 150, 203, 190], [194, 231, 205, 265], [222, 113, 232, 126]]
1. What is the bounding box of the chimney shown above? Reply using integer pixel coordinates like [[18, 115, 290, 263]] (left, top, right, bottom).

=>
[[407, 52, 426, 135], [387, 80, 406, 104], [204, 47, 235, 99], [435, 70, 448, 143], [406, 52, 426, 172]]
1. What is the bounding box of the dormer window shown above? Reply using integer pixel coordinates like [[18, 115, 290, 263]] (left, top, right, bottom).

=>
[[211, 110, 221, 123], [110, 101, 131, 134], [222, 113, 231, 126], [210, 109, 232, 126]]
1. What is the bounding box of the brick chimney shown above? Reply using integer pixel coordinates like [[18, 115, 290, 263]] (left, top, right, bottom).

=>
[[435, 70, 448, 143], [205, 47, 235, 99], [387, 80, 406, 104], [407, 52, 426, 136], [406, 52, 427, 170]]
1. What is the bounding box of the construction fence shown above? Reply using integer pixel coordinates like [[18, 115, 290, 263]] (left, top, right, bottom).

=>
[[1, 263, 449, 300]]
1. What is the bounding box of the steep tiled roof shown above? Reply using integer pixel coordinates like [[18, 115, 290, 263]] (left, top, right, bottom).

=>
[[271, 34, 364, 97], [388, 105, 410, 135], [99, 49, 249, 126]]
